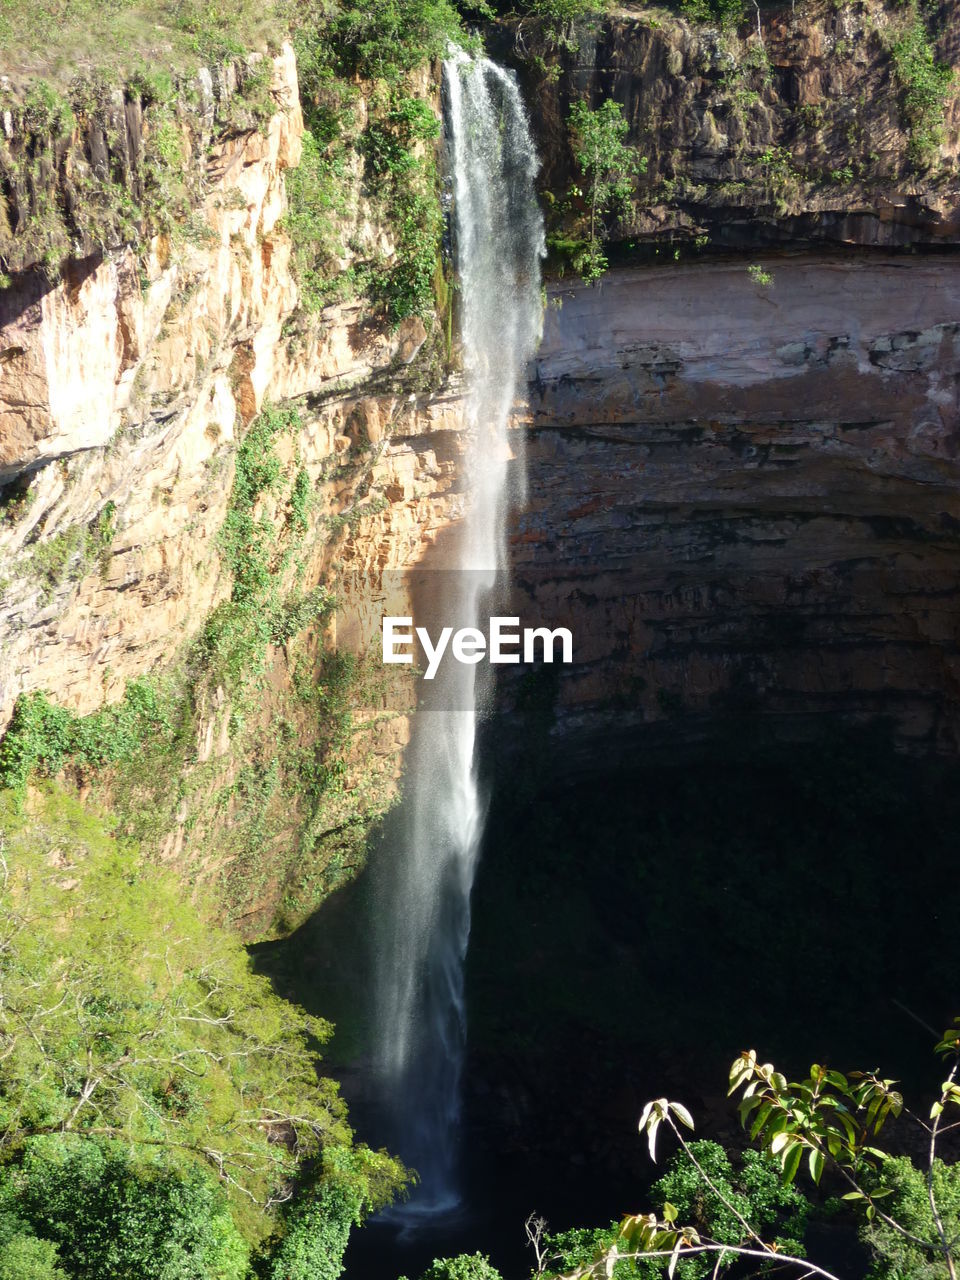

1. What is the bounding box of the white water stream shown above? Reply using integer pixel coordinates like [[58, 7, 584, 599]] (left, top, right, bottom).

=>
[[372, 51, 544, 1219]]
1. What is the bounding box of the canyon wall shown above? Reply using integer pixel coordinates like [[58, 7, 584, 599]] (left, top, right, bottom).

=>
[[506, 254, 960, 757], [0, 46, 466, 930], [1, 0, 959, 927], [504, 0, 960, 252]]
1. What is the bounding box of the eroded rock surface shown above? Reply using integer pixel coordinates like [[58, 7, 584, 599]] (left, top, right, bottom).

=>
[[509, 255, 960, 754]]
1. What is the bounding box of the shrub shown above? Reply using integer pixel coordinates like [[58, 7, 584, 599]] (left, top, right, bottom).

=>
[[890, 7, 954, 166], [0, 1232, 66, 1280], [543, 1142, 809, 1279], [0, 786, 407, 1242], [0, 678, 171, 800], [416, 1254, 503, 1280], [567, 98, 642, 282], [678, 0, 745, 27], [860, 1155, 960, 1280], [0, 1140, 247, 1280], [266, 1181, 361, 1280]]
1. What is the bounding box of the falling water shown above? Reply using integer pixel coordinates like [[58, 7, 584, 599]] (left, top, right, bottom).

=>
[[372, 52, 544, 1218]]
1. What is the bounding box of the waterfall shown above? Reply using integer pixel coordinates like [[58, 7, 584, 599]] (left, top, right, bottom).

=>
[[371, 51, 544, 1218]]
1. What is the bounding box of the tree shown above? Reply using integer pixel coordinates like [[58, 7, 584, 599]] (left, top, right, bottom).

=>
[[0, 1139, 246, 1280], [567, 99, 642, 283], [0, 787, 406, 1249], [528, 1015, 960, 1280], [413, 1255, 503, 1280], [536, 1144, 809, 1280], [265, 1181, 359, 1280]]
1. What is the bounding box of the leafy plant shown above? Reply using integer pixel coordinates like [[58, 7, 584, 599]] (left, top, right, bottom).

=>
[[21, 501, 117, 601], [520, 0, 602, 52], [0, 1140, 247, 1280], [414, 1255, 503, 1280], [567, 98, 643, 283], [0, 1231, 66, 1280], [860, 1155, 960, 1280], [266, 1181, 361, 1280], [890, 6, 954, 166], [677, 0, 745, 28], [539, 1143, 808, 1280], [747, 264, 773, 287], [0, 787, 408, 1245], [0, 678, 171, 802], [531, 1018, 960, 1279]]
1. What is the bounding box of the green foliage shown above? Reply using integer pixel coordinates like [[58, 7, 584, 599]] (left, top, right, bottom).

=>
[[316, 0, 465, 83], [21, 502, 116, 600], [0, 1139, 247, 1280], [747, 263, 773, 287], [283, 129, 355, 313], [362, 90, 443, 322], [281, 0, 461, 321], [728, 1053, 905, 1189], [415, 1254, 503, 1280], [567, 98, 642, 282], [521, 0, 601, 51], [890, 6, 954, 166], [860, 1155, 960, 1280], [592, 1022, 960, 1280], [20, 82, 74, 137], [677, 0, 745, 26], [206, 402, 333, 689], [0, 679, 171, 801], [0, 786, 406, 1243], [0, 1228, 65, 1280], [265, 1180, 360, 1280], [219, 406, 288, 605], [543, 1144, 808, 1279], [645, 1143, 808, 1276]]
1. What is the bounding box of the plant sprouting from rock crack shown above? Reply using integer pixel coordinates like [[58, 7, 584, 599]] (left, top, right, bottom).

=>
[[567, 98, 644, 283]]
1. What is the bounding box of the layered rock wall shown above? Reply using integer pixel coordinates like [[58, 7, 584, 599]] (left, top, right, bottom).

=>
[[502, 0, 960, 251], [508, 254, 960, 755]]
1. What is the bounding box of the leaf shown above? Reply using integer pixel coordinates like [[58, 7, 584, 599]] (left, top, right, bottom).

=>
[[668, 1238, 682, 1279], [834, 1110, 857, 1145], [647, 1117, 660, 1163], [750, 1102, 772, 1141], [669, 1102, 694, 1130], [663, 1201, 678, 1224], [863, 1146, 889, 1161], [808, 1148, 824, 1184], [783, 1142, 803, 1184], [770, 1131, 791, 1156]]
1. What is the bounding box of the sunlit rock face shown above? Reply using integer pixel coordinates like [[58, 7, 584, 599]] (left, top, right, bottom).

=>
[[508, 256, 960, 755], [0, 46, 464, 733], [505, 0, 960, 253]]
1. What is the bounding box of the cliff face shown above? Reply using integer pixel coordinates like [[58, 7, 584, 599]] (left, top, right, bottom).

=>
[[2, 3, 960, 926], [506, 253, 960, 757], [486, 0, 960, 761], [0, 46, 467, 930], [504, 0, 960, 251]]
